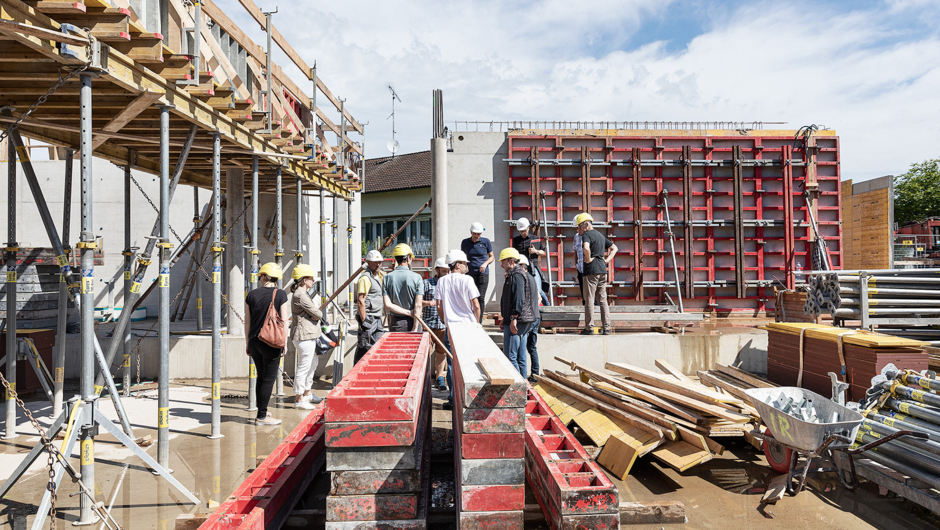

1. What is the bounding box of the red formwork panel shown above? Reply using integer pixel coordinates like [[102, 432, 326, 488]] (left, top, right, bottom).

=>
[[325, 333, 430, 425], [524, 387, 620, 529], [200, 407, 326, 530], [508, 132, 842, 315]]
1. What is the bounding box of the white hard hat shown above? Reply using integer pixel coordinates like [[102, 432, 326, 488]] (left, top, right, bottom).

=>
[[434, 257, 448, 269], [446, 249, 468, 265], [470, 222, 484, 233], [515, 217, 530, 231], [518, 255, 529, 266], [365, 250, 383, 262]]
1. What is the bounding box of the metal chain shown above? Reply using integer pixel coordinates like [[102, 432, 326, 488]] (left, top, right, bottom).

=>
[[128, 174, 186, 245], [0, 371, 58, 529]]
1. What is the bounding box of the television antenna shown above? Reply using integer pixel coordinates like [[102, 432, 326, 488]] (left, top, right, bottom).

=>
[[387, 83, 401, 156]]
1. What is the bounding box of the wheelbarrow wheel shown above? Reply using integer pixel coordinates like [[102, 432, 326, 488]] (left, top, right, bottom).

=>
[[762, 428, 793, 474]]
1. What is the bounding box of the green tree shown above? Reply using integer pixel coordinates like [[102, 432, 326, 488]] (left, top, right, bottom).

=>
[[894, 158, 940, 226]]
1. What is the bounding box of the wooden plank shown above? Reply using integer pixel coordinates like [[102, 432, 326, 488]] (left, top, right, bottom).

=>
[[91, 90, 162, 149], [606, 361, 744, 405], [697, 371, 753, 403], [0, 1, 89, 64], [655, 359, 694, 383], [590, 380, 705, 424], [596, 429, 659, 480], [478, 357, 514, 386], [761, 474, 788, 504], [618, 501, 686, 525], [651, 427, 713, 472], [616, 380, 750, 423], [715, 364, 777, 389]]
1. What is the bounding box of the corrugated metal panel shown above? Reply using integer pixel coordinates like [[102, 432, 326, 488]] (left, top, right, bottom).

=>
[[507, 132, 842, 314]]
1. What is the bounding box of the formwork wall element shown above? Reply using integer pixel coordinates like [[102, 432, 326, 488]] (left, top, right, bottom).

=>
[[507, 132, 843, 314], [842, 176, 893, 270]]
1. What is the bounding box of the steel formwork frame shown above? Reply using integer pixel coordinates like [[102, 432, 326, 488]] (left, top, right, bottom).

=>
[[507, 132, 842, 314]]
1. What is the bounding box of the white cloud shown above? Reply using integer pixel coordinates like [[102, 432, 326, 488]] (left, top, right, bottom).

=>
[[216, 0, 940, 181]]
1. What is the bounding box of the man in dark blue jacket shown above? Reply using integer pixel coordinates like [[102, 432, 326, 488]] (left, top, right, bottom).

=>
[[498, 248, 536, 376]]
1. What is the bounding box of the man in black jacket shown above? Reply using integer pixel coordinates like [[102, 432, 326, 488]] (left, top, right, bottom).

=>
[[498, 247, 536, 376]]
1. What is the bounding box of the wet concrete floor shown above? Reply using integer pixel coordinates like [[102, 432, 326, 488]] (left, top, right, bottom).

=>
[[3, 379, 940, 529]]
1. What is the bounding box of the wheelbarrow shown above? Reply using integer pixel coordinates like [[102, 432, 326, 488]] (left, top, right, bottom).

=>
[[744, 384, 927, 496]]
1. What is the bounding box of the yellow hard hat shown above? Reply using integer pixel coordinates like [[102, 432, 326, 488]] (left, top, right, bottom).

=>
[[498, 247, 521, 262], [574, 212, 594, 226], [291, 263, 316, 280], [392, 243, 414, 258], [258, 262, 283, 279]]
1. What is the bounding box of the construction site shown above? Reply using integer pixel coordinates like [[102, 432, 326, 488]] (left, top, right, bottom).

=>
[[1, 0, 940, 529]]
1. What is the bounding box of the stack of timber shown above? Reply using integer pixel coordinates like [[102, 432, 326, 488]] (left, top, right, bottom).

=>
[[773, 290, 817, 323], [525, 387, 620, 529], [449, 322, 527, 529], [764, 322, 928, 402], [534, 356, 736, 479], [323, 333, 431, 529]]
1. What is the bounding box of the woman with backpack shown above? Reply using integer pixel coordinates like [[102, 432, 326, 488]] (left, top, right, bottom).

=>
[[289, 264, 323, 409], [244, 262, 289, 426]]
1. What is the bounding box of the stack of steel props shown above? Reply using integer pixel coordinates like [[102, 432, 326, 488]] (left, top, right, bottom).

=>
[[199, 406, 326, 530], [845, 365, 940, 492], [323, 332, 431, 529], [525, 387, 620, 529], [799, 269, 940, 331], [449, 322, 528, 529]]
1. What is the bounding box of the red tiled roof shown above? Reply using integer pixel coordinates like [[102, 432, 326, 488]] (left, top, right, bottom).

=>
[[363, 150, 431, 194]]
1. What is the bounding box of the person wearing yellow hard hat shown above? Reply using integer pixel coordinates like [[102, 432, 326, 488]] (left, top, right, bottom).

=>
[[573, 213, 592, 296], [289, 264, 323, 409], [354, 249, 386, 364], [460, 222, 493, 322], [244, 262, 288, 425], [382, 243, 425, 332], [576, 213, 618, 336], [498, 247, 538, 376]]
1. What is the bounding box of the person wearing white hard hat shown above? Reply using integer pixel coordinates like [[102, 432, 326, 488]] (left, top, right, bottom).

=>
[[354, 249, 387, 363], [434, 249, 481, 409], [460, 222, 493, 322], [422, 257, 450, 391]]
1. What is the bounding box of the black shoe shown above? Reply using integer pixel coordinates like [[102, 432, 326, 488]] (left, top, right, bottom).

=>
[[527, 375, 538, 383], [579, 328, 594, 336], [442, 401, 453, 411], [601, 329, 611, 335]]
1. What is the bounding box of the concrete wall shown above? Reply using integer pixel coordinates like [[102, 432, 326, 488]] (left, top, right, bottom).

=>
[[445, 132, 510, 311], [362, 187, 430, 219]]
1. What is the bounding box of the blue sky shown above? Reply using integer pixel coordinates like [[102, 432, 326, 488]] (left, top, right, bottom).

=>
[[217, 0, 940, 182]]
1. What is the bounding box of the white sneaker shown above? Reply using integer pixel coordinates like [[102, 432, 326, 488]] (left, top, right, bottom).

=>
[[294, 401, 316, 410], [255, 416, 282, 426], [306, 394, 323, 404]]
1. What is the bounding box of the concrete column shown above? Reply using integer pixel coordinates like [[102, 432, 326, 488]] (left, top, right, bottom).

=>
[[431, 138, 448, 259], [226, 167, 245, 336]]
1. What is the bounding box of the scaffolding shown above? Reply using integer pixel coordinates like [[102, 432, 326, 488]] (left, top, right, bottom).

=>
[[0, 0, 363, 526]]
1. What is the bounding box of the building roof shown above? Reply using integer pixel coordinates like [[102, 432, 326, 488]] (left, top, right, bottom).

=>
[[363, 150, 431, 194]]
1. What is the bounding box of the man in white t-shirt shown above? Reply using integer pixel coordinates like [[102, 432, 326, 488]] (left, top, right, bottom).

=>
[[434, 249, 481, 410]]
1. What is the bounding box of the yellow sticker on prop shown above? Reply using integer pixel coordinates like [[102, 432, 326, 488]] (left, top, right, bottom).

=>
[[158, 273, 169, 288], [249, 364, 257, 378], [123, 354, 130, 368], [197, 298, 202, 309], [900, 402, 910, 413], [212, 476, 220, 495], [59, 273, 66, 283], [348, 237, 352, 244], [6, 271, 16, 283], [250, 273, 258, 284], [55, 367, 63, 383], [130, 281, 141, 294], [912, 389, 926, 402], [56, 254, 68, 268], [212, 272, 220, 284], [250, 442, 256, 458], [16, 145, 29, 162], [884, 417, 896, 427], [81, 439, 93, 465], [94, 384, 104, 395], [212, 382, 220, 400], [158, 407, 169, 428], [82, 277, 94, 295], [5, 382, 14, 399], [124, 271, 131, 281]]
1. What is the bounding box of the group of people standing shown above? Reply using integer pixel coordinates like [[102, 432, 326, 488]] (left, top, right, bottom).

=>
[[242, 211, 618, 424]]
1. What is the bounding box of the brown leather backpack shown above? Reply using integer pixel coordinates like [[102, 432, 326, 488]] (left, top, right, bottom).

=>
[[258, 289, 287, 349]]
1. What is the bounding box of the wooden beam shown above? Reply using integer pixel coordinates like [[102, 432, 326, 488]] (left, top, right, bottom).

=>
[[655, 359, 694, 383], [91, 89, 161, 149], [0, 0, 88, 64], [606, 362, 744, 405], [715, 364, 777, 389], [317, 107, 362, 156], [478, 357, 514, 385]]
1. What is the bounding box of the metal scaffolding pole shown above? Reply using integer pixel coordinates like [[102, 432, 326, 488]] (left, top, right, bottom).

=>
[[320, 189, 327, 306], [247, 156, 259, 412], [262, 9, 276, 133], [332, 195, 339, 296], [157, 105, 172, 466], [274, 166, 284, 396], [77, 71, 97, 524], [53, 149, 73, 416], [210, 133, 223, 437], [296, 176, 303, 266], [4, 133, 17, 440], [194, 187, 204, 331], [347, 198, 354, 309], [122, 160, 133, 394]]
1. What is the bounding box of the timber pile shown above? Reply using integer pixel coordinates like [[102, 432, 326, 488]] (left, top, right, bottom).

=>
[[774, 290, 817, 323], [323, 333, 431, 529], [449, 322, 528, 529], [764, 323, 928, 402], [535, 356, 748, 479]]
